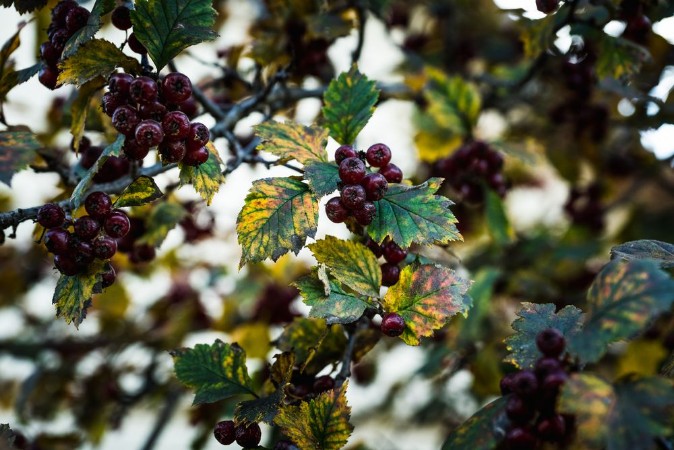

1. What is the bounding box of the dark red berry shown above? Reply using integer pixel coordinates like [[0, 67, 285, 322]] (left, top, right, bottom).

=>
[[38, 65, 59, 90], [235, 422, 262, 448], [102, 92, 125, 117], [340, 184, 367, 210], [183, 146, 209, 166], [162, 72, 193, 104], [129, 243, 156, 263], [361, 172, 388, 201], [74, 215, 101, 241], [512, 370, 539, 397], [37, 203, 66, 228], [505, 427, 537, 450], [535, 357, 562, 379], [93, 156, 130, 183], [536, 328, 565, 357], [52, 1, 78, 26], [186, 122, 210, 151], [71, 136, 91, 153], [176, 97, 198, 118], [40, 41, 60, 67], [365, 237, 383, 257], [93, 235, 117, 259], [381, 312, 405, 337], [54, 254, 80, 276], [536, 0, 559, 13], [45, 228, 71, 255], [213, 420, 236, 445], [325, 196, 349, 223], [65, 6, 90, 34], [127, 33, 147, 54], [381, 262, 400, 286], [338, 157, 366, 184], [506, 394, 536, 423], [366, 143, 392, 167], [335, 145, 357, 164], [353, 201, 376, 226], [101, 264, 116, 288], [122, 138, 150, 160], [134, 120, 164, 147], [111, 6, 132, 30], [379, 163, 403, 183], [537, 414, 566, 441], [381, 240, 406, 264], [500, 372, 517, 395], [162, 111, 191, 140], [112, 105, 141, 136], [313, 375, 335, 393], [50, 29, 70, 52], [158, 140, 187, 163], [108, 72, 134, 97], [104, 211, 131, 239], [542, 370, 568, 394], [129, 76, 158, 105], [138, 101, 167, 121], [85, 192, 112, 220]]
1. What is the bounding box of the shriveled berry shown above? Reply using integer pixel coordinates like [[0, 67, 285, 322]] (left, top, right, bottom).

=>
[[183, 146, 209, 166], [335, 145, 357, 164], [40, 41, 60, 67], [325, 196, 349, 223], [102, 92, 125, 117], [129, 76, 158, 105], [213, 420, 236, 445], [340, 184, 366, 210], [353, 200, 376, 226], [93, 235, 117, 259], [122, 138, 150, 160], [45, 228, 71, 255], [379, 163, 403, 183], [127, 33, 147, 54], [135, 120, 164, 147], [111, 6, 132, 30], [101, 264, 116, 288], [74, 215, 101, 241], [38, 203, 66, 228], [104, 210, 131, 238], [381, 262, 400, 286], [505, 427, 537, 450], [366, 143, 392, 167], [338, 157, 366, 184], [38, 65, 59, 90], [65, 6, 90, 34], [537, 414, 566, 441], [536, 328, 565, 357], [129, 243, 156, 263], [186, 122, 210, 151], [162, 72, 193, 104], [235, 422, 262, 448], [85, 192, 112, 220], [162, 111, 191, 140], [381, 312, 405, 336], [313, 375, 335, 393], [361, 172, 388, 201], [158, 140, 187, 163], [506, 395, 535, 423], [112, 105, 140, 136], [513, 370, 539, 397], [139, 101, 167, 121], [54, 254, 80, 276], [381, 240, 406, 264]]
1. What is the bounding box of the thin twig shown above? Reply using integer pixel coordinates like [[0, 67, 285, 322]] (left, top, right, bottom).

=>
[[138, 386, 183, 450], [335, 318, 368, 388], [352, 3, 367, 65]]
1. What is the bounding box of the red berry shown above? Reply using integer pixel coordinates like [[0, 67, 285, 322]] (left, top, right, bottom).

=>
[[542, 370, 568, 394], [338, 157, 366, 184], [52, 1, 78, 26], [175, 97, 198, 119], [335, 145, 357, 164], [506, 395, 535, 423], [353, 200, 376, 226], [381, 240, 406, 264], [213, 420, 236, 445], [111, 6, 132, 30], [101, 264, 116, 288], [71, 136, 91, 153], [129, 243, 156, 263], [535, 357, 562, 379], [50, 29, 70, 52], [162, 72, 193, 104], [381, 262, 400, 286], [54, 254, 80, 276], [40, 41, 60, 67], [366, 143, 392, 167], [537, 414, 566, 441], [104, 210, 131, 239], [505, 427, 537, 450], [513, 370, 539, 397], [127, 33, 147, 54], [93, 235, 117, 259], [162, 111, 191, 140], [183, 146, 209, 166], [325, 196, 349, 223], [93, 156, 130, 183], [85, 192, 112, 220], [361, 172, 388, 201], [38, 65, 59, 90], [112, 105, 141, 136], [135, 120, 164, 147], [37, 203, 66, 228], [365, 237, 383, 257], [129, 76, 158, 105], [74, 215, 101, 241], [65, 6, 90, 34], [108, 73, 134, 98], [379, 163, 403, 183], [122, 138, 150, 160], [138, 101, 167, 122], [102, 92, 125, 117], [158, 140, 187, 163], [340, 184, 367, 210], [536, 328, 565, 357], [312, 375, 335, 393], [186, 122, 210, 151], [500, 372, 517, 395], [45, 228, 71, 255], [381, 312, 405, 336], [235, 423, 262, 448]]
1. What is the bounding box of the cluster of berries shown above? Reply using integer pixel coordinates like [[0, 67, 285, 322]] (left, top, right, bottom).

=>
[[38, 192, 129, 286], [287, 372, 335, 403], [38, 0, 90, 89], [433, 140, 506, 203], [213, 420, 261, 448], [365, 237, 407, 287], [109, 5, 148, 55], [76, 136, 132, 183], [326, 143, 403, 226], [564, 183, 604, 232], [499, 328, 574, 450], [536, 0, 560, 14], [115, 214, 156, 264], [104, 71, 210, 166]]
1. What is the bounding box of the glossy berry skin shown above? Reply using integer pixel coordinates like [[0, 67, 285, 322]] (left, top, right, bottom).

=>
[[506, 395, 535, 423], [85, 192, 112, 220], [40, 42, 60, 67], [537, 414, 566, 441], [183, 146, 209, 166], [130, 76, 158, 105], [536, 328, 565, 357], [365, 237, 383, 257], [361, 172, 388, 201], [382, 240, 406, 264], [235, 422, 262, 448], [162, 72, 193, 104], [102, 92, 125, 117], [366, 143, 392, 167], [338, 157, 367, 184], [139, 101, 167, 121], [54, 254, 80, 276], [45, 228, 71, 255], [38, 66, 59, 90], [353, 200, 376, 226], [108, 73, 134, 98], [162, 111, 191, 140], [93, 235, 117, 260], [65, 6, 90, 33], [379, 163, 403, 183], [381, 262, 400, 286], [135, 120, 164, 147], [505, 427, 537, 450], [122, 138, 150, 161], [101, 264, 116, 288], [186, 122, 210, 151], [74, 216, 101, 241], [38, 204, 66, 228], [213, 420, 236, 445], [325, 196, 349, 223], [111, 6, 132, 30], [381, 312, 405, 337], [159, 140, 187, 163], [104, 211, 131, 238], [335, 145, 357, 164], [313, 375, 335, 393], [112, 105, 141, 136], [513, 370, 539, 397], [127, 33, 147, 54], [340, 184, 367, 210]]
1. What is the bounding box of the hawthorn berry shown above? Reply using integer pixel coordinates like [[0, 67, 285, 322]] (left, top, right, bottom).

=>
[[505, 427, 537, 450], [74, 216, 101, 241], [101, 264, 116, 288], [37, 204, 66, 228], [40, 42, 60, 67], [162, 72, 193, 104], [129, 243, 156, 263], [537, 414, 566, 441], [213, 420, 236, 445], [500, 372, 516, 395], [158, 140, 187, 163], [45, 228, 71, 255], [107, 72, 134, 97], [542, 370, 568, 394], [505, 395, 535, 423], [162, 111, 191, 140], [183, 146, 209, 166], [54, 254, 80, 276], [325, 197, 349, 223], [127, 33, 147, 54], [38, 66, 59, 90], [338, 157, 367, 184], [535, 357, 562, 379], [353, 200, 376, 226], [235, 422, 262, 448], [186, 122, 210, 151], [122, 138, 150, 160], [381, 262, 400, 286], [536, 328, 565, 357], [130, 76, 158, 105], [112, 105, 141, 136], [138, 101, 167, 122], [65, 6, 90, 34], [379, 163, 403, 183], [381, 312, 405, 337], [135, 120, 164, 147], [313, 375, 335, 393], [365, 237, 383, 257], [85, 192, 112, 220], [104, 211, 131, 239], [50, 28, 70, 51], [102, 92, 125, 117], [362, 172, 389, 201], [382, 240, 406, 264], [335, 144, 357, 164], [512, 370, 539, 397], [111, 6, 132, 30], [52, 1, 78, 26], [340, 184, 367, 210], [93, 235, 117, 260], [366, 143, 392, 167], [93, 156, 130, 183]]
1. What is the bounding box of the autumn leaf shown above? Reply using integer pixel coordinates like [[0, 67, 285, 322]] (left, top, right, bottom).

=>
[[423, 68, 481, 137], [304, 161, 340, 197], [0, 130, 40, 186], [114, 176, 164, 207], [52, 262, 105, 328], [254, 120, 328, 165], [277, 318, 346, 375], [62, 0, 116, 58], [178, 142, 224, 205], [138, 201, 187, 248], [58, 39, 142, 87], [69, 77, 106, 154], [441, 397, 508, 450], [70, 134, 125, 209], [611, 240, 674, 268]]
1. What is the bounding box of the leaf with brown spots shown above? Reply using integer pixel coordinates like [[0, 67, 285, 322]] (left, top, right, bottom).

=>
[[0, 130, 40, 186], [254, 120, 328, 165], [441, 397, 508, 450], [611, 239, 674, 268]]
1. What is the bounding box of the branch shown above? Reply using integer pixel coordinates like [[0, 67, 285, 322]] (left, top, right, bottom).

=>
[[138, 386, 183, 450], [352, 3, 367, 64], [335, 318, 369, 388]]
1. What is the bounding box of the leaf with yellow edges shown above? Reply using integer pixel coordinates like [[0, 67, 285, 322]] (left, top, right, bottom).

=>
[[254, 121, 329, 165], [114, 176, 164, 207], [178, 142, 224, 205], [0, 130, 40, 186], [52, 262, 105, 328], [58, 39, 142, 87]]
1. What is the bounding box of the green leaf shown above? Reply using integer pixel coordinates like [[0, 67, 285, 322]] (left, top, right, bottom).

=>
[[485, 189, 514, 246], [114, 176, 164, 207], [308, 236, 381, 297], [62, 0, 116, 59], [424, 69, 481, 136], [138, 201, 187, 248], [518, 12, 560, 58], [382, 264, 471, 346], [322, 65, 380, 145], [294, 269, 372, 324], [58, 39, 142, 87], [178, 142, 225, 206], [277, 318, 347, 375], [237, 177, 318, 268], [504, 302, 584, 369], [70, 134, 125, 209], [441, 397, 508, 450], [254, 121, 329, 165], [130, 0, 218, 71], [171, 340, 256, 405], [0, 131, 40, 186], [570, 260, 674, 364], [458, 267, 501, 345], [0, 0, 46, 13], [368, 178, 462, 248], [0, 21, 26, 78], [275, 383, 353, 450], [595, 32, 651, 80], [0, 63, 40, 101], [304, 161, 340, 197], [69, 77, 106, 153], [558, 373, 674, 450], [611, 240, 674, 268], [52, 264, 104, 328]]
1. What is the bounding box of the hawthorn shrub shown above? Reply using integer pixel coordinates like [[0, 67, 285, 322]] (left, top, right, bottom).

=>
[[0, 0, 674, 449]]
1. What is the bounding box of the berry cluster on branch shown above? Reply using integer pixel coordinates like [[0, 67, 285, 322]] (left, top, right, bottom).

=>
[[213, 420, 261, 448], [365, 237, 407, 287]]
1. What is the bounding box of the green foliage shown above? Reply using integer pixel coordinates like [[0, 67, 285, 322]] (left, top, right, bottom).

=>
[[114, 176, 164, 207], [0, 131, 40, 186], [304, 161, 340, 197], [52, 263, 104, 328], [130, 0, 218, 70], [611, 240, 674, 268], [62, 0, 115, 58], [138, 201, 187, 247], [57, 39, 141, 87], [484, 190, 514, 246], [277, 318, 346, 375], [70, 134, 125, 209], [171, 340, 256, 405], [178, 142, 224, 205], [423, 69, 481, 138], [441, 397, 508, 450], [322, 65, 380, 145], [254, 121, 328, 165]]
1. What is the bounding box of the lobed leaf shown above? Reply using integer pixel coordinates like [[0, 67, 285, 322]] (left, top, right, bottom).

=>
[[304, 161, 340, 197], [237, 177, 318, 268], [275, 383, 353, 450], [611, 240, 674, 268], [368, 178, 462, 248], [504, 302, 584, 369], [0, 130, 40, 186], [114, 176, 164, 207], [0, 0, 46, 13], [383, 264, 471, 346], [322, 65, 379, 145], [52, 263, 105, 328], [171, 340, 255, 405], [590, 29, 651, 80], [130, 0, 218, 70], [254, 121, 329, 165], [58, 39, 142, 87], [70, 134, 125, 209], [62, 0, 116, 58], [138, 201, 187, 248], [423, 69, 481, 137], [178, 142, 224, 205], [277, 318, 346, 375], [0, 63, 40, 101], [441, 397, 508, 450]]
